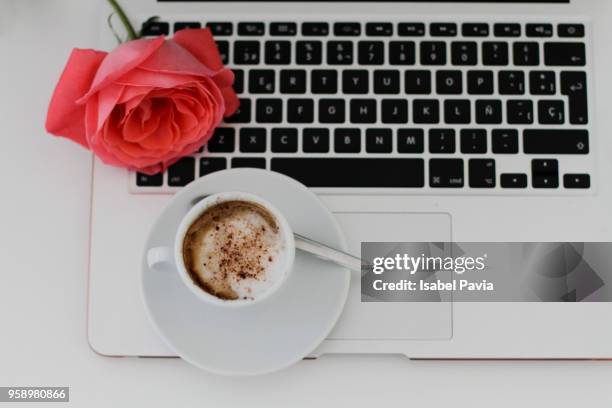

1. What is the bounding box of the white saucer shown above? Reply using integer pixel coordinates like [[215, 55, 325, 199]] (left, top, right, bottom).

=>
[[141, 169, 351, 376]]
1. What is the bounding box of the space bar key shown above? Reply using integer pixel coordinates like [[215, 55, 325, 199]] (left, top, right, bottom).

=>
[[271, 158, 425, 187]]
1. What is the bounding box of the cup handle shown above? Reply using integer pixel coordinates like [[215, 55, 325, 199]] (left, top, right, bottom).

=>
[[147, 246, 175, 273]]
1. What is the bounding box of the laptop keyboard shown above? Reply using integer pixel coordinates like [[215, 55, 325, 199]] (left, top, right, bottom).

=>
[[132, 19, 592, 193]]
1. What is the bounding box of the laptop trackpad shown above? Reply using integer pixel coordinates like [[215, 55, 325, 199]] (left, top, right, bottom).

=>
[[328, 212, 452, 340]]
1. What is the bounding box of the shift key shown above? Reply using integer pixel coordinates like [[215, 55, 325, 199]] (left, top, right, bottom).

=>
[[523, 129, 589, 154]]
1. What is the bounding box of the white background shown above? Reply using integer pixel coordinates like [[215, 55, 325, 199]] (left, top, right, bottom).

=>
[[1, 0, 612, 406]]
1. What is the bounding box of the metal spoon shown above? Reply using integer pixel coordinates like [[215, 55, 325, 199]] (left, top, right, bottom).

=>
[[294, 233, 362, 272]]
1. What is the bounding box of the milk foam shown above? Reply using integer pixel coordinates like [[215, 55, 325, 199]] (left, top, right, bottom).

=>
[[184, 201, 287, 300]]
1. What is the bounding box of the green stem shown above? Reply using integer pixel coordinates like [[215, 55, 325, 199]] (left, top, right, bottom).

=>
[[106, 0, 138, 41]]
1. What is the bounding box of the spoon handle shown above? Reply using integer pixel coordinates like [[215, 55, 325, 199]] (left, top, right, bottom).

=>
[[294, 233, 362, 272]]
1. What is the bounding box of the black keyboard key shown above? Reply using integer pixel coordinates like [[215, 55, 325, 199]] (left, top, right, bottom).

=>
[[232, 69, 244, 94], [462, 23, 489, 37], [174, 22, 201, 32], [524, 130, 589, 154], [532, 158, 558, 174], [280, 70, 306, 94], [319, 99, 345, 123], [238, 22, 265, 36], [287, 99, 314, 123], [476, 100, 502, 124], [445, 100, 471, 124], [492, 129, 519, 154], [514, 42, 539, 66], [469, 159, 495, 188], [460, 129, 487, 153], [207, 128, 235, 152], [501, 173, 527, 188], [526, 23, 553, 37], [249, 70, 275, 93], [334, 22, 361, 36], [382, 99, 408, 124], [271, 128, 298, 152], [366, 22, 393, 36], [467, 71, 494, 95], [312, 70, 338, 93], [561, 71, 588, 124], [168, 157, 195, 186], [507, 100, 534, 124], [343, 70, 369, 94], [296, 41, 322, 64], [334, 128, 361, 153], [436, 70, 462, 94], [431, 23, 457, 37], [136, 172, 162, 186], [200, 157, 227, 176], [398, 129, 424, 153], [494, 23, 520, 37], [265, 41, 291, 65], [429, 129, 456, 153], [538, 100, 565, 124], [359, 41, 385, 65], [532, 159, 559, 188], [545, 42, 586, 66], [240, 128, 266, 152], [270, 22, 297, 36], [499, 71, 525, 95], [207, 22, 233, 36], [429, 159, 464, 188], [482, 42, 508, 65], [530, 71, 556, 95], [564, 174, 590, 189], [405, 70, 431, 94], [327, 41, 353, 65], [389, 41, 415, 65], [558, 24, 584, 38], [413, 100, 439, 123], [224, 98, 251, 123], [452, 42, 478, 65], [141, 21, 169, 36], [366, 129, 392, 153], [374, 70, 400, 94], [303, 128, 330, 153], [350, 99, 377, 123], [234, 41, 260, 64], [271, 158, 424, 188], [398, 23, 425, 36], [256, 99, 283, 123], [232, 158, 266, 169], [302, 22, 329, 36], [420, 42, 446, 65], [216, 41, 229, 64]]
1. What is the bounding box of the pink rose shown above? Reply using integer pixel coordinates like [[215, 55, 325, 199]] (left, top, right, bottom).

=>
[[45, 29, 239, 175]]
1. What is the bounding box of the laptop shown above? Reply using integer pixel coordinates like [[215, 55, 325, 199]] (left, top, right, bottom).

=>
[[88, 0, 612, 359]]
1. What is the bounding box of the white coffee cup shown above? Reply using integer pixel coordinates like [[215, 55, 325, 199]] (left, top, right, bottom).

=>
[[147, 192, 296, 307]]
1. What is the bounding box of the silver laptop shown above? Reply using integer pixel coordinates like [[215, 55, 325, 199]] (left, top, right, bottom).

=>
[[88, 0, 612, 359]]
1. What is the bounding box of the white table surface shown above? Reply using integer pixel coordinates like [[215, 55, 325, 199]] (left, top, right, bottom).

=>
[[2, 0, 612, 406]]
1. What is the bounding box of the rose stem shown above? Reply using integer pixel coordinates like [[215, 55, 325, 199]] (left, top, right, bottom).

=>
[[106, 0, 138, 41]]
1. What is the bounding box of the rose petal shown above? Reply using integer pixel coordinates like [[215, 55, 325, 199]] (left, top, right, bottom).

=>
[[78, 37, 164, 102], [171, 28, 223, 71], [45, 48, 107, 147]]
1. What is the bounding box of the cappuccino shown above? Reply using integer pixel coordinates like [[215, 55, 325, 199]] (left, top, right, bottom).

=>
[[182, 200, 288, 301]]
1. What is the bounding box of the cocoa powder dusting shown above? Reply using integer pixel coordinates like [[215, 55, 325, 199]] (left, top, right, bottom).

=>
[[182, 200, 281, 300]]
